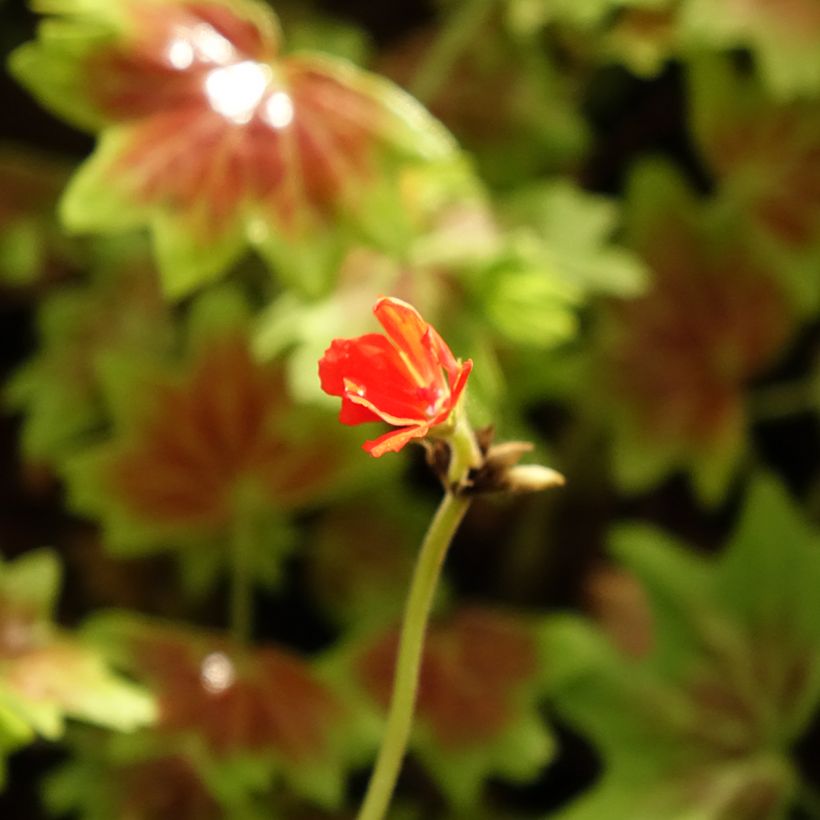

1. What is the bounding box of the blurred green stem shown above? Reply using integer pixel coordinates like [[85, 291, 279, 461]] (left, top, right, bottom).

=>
[[410, 0, 495, 103], [447, 409, 483, 487], [356, 488, 472, 820], [230, 509, 254, 644]]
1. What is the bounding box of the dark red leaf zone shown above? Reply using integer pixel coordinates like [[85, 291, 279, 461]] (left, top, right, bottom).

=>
[[119, 754, 223, 820], [309, 506, 414, 617], [53, 265, 168, 402], [0, 153, 64, 225], [108, 332, 341, 530], [87, 0, 385, 237], [356, 608, 538, 749], [684, 623, 813, 760], [130, 625, 343, 763], [730, 0, 820, 39], [706, 105, 820, 249], [655, 624, 810, 815], [379, 29, 522, 145], [605, 215, 791, 449]]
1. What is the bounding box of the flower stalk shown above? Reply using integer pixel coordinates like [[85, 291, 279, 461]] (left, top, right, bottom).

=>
[[357, 483, 472, 820], [446, 408, 483, 488], [319, 296, 562, 819]]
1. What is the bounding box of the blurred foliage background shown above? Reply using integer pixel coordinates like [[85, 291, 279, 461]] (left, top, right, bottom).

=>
[[1, 0, 820, 817]]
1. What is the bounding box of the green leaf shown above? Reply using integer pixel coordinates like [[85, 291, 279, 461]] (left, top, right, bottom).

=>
[[479, 258, 581, 350], [47, 729, 274, 820], [61, 285, 362, 595], [337, 607, 556, 807], [597, 159, 792, 505], [544, 475, 820, 819], [682, 0, 820, 99], [83, 613, 374, 811], [688, 57, 820, 310], [0, 550, 156, 766], [12, 0, 460, 296], [6, 253, 173, 469], [0, 144, 72, 286], [610, 524, 715, 674], [716, 477, 820, 738], [506, 0, 625, 36], [0, 547, 61, 622], [502, 180, 649, 297]]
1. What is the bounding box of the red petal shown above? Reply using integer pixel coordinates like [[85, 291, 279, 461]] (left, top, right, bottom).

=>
[[319, 334, 432, 422], [447, 358, 473, 412], [318, 337, 357, 397], [426, 324, 461, 388], [339, 397, 382, 425], [363, 423, 429, 458], [373, 297, 443, 389]]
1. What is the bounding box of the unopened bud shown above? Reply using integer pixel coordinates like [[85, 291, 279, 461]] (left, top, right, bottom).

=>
[[484, 440, 533, 468], [503, 464, 565, 493]]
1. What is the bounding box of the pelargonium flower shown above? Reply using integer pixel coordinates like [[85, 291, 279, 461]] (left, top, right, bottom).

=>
[[318, 297, 472, 457]]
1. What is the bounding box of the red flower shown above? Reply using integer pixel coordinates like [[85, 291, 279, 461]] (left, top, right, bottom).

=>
[[318, 297, 472, 457]]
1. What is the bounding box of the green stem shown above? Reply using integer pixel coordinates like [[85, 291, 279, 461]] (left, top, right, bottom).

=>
[[230, 511, 254, 644], [447, 410, 483, 488], [409, 0, 495, 103], [357, 490, 472, 820]]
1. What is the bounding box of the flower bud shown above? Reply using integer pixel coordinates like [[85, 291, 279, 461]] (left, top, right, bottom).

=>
[[501, 464, 566, 494]]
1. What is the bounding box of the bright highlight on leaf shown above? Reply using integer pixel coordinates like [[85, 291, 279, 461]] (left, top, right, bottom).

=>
[[81, 614, 368, 808], [10, 0, 456, 296], [125, 623, 343, 762]]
